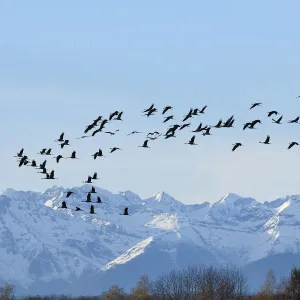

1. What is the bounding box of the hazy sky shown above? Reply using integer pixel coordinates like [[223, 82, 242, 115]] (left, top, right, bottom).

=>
[[1, 1, 300, 204]]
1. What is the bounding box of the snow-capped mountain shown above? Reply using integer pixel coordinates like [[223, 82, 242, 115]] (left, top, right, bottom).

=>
[[1, 185, 300, 296]]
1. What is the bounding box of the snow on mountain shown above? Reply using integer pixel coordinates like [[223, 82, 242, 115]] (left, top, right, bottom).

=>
[[1, 186, 300, 295], [102, 236, 154, 271]]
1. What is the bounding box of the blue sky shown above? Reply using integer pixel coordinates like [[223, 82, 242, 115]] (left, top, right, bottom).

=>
[[1, 1, 300, 204]]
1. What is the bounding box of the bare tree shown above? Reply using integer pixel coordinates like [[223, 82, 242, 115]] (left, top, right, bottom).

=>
[[150, 265, 248, 300], [0, 283, 15, 300], [131, 274, 151, 299], [287, 266, 300, 299], [103, 284, 126, 300], [258, 268, 277, 298]]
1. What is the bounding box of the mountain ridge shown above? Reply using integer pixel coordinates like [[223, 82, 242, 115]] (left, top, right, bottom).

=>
[[1, 185, 300, 295]]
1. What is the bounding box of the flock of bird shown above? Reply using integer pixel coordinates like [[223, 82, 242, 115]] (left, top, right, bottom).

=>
[[14, 98, 300, 214]]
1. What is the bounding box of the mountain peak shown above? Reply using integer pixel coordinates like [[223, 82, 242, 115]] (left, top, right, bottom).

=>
[[218, 192, 257, 206], [209, 193, 258, 219], [153, 191, 170, 202], [150, 191, 182, 203], [118, 190, 142, 202]]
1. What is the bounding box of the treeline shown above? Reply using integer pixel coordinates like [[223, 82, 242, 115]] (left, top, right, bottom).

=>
[[1, 265, 300, 300]]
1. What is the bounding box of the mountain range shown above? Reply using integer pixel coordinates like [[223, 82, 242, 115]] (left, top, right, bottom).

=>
[[1, 185, 300, 296]]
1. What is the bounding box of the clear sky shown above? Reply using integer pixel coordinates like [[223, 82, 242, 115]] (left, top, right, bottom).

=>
[[1, 1, 300, 204]]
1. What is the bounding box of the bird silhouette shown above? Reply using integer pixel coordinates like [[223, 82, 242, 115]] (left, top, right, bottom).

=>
[[143, 107, 157, 117], [115, 111, 123, 121], [90, 205, 95, 214], [66, 191, 74, 198], [191, 123, 204, 132], [38, 148, 47, 155], [93, 115, 102, 124], [287, 116, 300, 123], [182, 109, 193, 122], [166, 124, 181, 135], [61, 201, 67, 209], [272, 115, 283, 124], [223, 116, 235, 127], [37, 160, 47, 170], [45, 149, 52, 155], [84, 123, 97, 134], [91, 151, 99, 160], [97, 148, 105, 157], [202, 127, 212, 136], [268, 111, 279, 117], [243, 122, 252, 130], [76, 135, 91, 140], [92, 172, 98, 180], [288, 142, 299, 149], [85, 192, 92, 202], [105, 130, 120, 135], [142, 104, 155, 113], [91, 127, 102, 137], [180, 123, 191, 130], [99, 119, 108, 131], [55, 132, 65, 142], [90, 186, 97, 193], [139, 140, 150, 148], [83, 176, 93, 184], [165, 131, 176, 139], [53, 155, 64, 163], [259, 135, 271, 144], [185, 135, 197, 145], [123, 207, 129, 215], [162, 106, 173, 114], [29, 160, 37, 167], [67, 151, 78, 159], [163, 115, 174, 123], [232, 143, 243, 151], [109, 111, 119, 121], [42, 170, 57, 180], [127, 131, 142, 136], [199, 105, 207, 114], [18, 156, 28, 167], [147, 131, 160, 136], [192, 108, 200, 116], [15, 148, 24, 158], [227, 119, 235, 128], [212, 120, 223, 128], [60, 140, 70, 149], [91, 149, 104, 159], [110, 147, 121, 153], [250, 103, 262, 110]]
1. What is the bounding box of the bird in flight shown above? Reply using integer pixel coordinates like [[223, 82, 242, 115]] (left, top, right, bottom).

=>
[[259, 135, 271, 145], [232, 143, 243, 152], [250, 103, 262, 110], [110, 147, 121, 153], [139, 140, 150, 148], [162, 106, 173, 115], [185, 135, 197, 145], [267, 111, 279, 117], [127, 131, 142, 136], [272, 115, 283, 124], [288, 142, 299, 149], [287, 116, 300, 124]]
